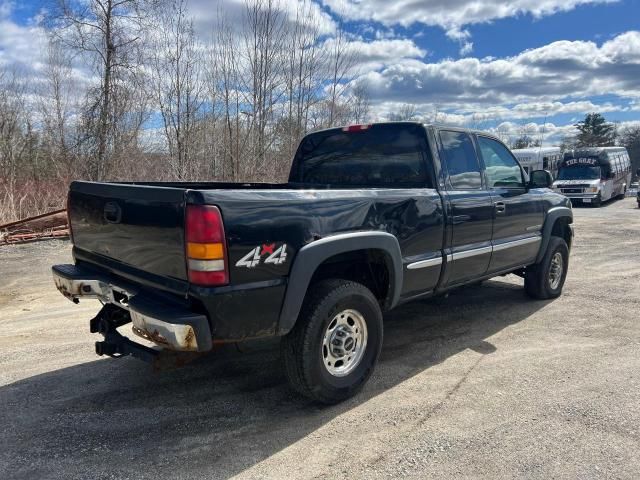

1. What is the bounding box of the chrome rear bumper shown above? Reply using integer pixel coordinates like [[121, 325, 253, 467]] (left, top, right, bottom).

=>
[[52, 264, 212, 352]]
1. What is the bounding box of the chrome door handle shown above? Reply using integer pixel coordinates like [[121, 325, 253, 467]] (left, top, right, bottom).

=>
[[495, 202, 506, 213]]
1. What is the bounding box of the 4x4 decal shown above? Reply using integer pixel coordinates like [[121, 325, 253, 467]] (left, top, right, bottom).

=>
[[236, 243, 288, 268]]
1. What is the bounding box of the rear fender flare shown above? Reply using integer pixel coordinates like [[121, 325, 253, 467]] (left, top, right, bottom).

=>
[[277, 232, 403, 335], [536, 207, 573, 263]]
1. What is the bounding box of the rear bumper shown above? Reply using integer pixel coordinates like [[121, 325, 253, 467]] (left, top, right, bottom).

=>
[[52, 264, 212, 352]]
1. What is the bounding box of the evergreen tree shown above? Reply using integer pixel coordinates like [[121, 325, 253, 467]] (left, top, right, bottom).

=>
[[574, 113, 616, 147]]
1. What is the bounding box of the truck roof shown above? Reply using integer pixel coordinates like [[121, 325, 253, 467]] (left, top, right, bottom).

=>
[[305, 121, 503, 143]]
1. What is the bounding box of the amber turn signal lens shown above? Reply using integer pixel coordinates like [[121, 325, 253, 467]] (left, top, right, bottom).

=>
[[187, 242, 224, 260]]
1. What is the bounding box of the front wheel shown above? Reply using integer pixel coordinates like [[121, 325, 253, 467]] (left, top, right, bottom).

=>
[[524, 237, 569, 300], [281, 279, 383, 404]]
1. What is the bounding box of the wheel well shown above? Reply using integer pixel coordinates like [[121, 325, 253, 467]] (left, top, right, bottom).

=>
[[551, 217, 572, 250], [309, 249, 391, 308]]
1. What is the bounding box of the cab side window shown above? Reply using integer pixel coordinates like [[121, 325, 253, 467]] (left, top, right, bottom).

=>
[[477, 136, 525, 188], [439, 131, 483, 190]]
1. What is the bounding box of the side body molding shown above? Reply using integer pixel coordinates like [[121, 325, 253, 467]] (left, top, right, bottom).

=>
[[536, 206, 573, 263], [277, 231, 403, 335]]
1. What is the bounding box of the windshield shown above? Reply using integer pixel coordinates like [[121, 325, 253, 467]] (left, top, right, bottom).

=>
[[557, 165, 601, 180]]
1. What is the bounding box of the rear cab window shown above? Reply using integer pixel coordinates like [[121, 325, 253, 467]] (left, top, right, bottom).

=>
[[290, 123, 434, 188]]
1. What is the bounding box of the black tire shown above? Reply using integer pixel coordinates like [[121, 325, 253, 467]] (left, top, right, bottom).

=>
[[281, 279, 383, 404], [591, 195, 602, 207], [524, 237, 569, 300]]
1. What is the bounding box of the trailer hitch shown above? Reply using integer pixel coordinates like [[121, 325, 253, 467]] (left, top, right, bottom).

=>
[[91, 304, 159, 363], [90, 304, 205, 369]]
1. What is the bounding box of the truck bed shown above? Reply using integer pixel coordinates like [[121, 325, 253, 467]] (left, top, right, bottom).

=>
[[68, 180, 444, 296]]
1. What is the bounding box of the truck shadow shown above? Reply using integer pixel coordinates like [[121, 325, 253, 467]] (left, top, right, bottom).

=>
[[1, 279, 552, 479]]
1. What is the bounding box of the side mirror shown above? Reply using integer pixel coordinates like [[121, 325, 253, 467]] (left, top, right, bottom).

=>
[[529, 170, 553, 189]]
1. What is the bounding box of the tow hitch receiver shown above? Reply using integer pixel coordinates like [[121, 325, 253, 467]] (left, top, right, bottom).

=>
[[91, 304, 159, 363], [90, 304, 206, 369]]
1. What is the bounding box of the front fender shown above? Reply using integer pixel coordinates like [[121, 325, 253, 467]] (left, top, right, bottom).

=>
[[277, 231, 403, 335]]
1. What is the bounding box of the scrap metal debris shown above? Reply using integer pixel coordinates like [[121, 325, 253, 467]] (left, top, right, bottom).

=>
[[0, 209, 69, 245]]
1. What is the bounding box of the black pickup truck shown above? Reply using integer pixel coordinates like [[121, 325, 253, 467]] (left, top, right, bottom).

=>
[[53, 122, 573, 403]]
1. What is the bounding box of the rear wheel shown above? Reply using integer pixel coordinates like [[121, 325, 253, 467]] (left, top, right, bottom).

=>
[[281, 279, 383, 404], [525, 237, 569, 300]]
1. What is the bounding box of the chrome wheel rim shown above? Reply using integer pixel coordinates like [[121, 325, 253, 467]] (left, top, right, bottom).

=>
[[548, 252, 564, 290], [322, 309, 368, 377]]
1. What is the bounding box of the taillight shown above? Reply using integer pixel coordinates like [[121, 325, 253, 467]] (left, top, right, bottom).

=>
[[185, 205, 228, 286], [342, 124, 371, 132]]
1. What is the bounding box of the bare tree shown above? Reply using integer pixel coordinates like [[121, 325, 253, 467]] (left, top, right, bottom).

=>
[[240, 0, 288, 179], [55, 0, 150, 180], [281, 0, 327, 159], [388, 103, 418, 121], [326, 24, 356, 127], [212, 13, 245, 181], [150, 0, 204, 180], [0, 67, 42, 220], [38, 38, 80, 179], [349, 83, 371, 124], [619, 124, 640, 177]]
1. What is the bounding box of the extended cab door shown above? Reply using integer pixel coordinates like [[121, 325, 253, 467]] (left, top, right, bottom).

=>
[[437, 130, 494, 286], [475, 135, 544, 273]]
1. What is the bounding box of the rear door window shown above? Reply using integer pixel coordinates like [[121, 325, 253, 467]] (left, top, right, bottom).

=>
[[292, 124, 433, 188], [438, 130, 483, 190]]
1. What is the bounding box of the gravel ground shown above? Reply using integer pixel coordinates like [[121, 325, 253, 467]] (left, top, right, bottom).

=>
[[0, 198, 639, 479]]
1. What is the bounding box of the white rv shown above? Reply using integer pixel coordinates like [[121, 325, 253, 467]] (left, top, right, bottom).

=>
[[512, 147, 562, 178]]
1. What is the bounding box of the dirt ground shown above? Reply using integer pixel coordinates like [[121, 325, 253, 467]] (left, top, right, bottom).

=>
[[1, 198, 639, 480]]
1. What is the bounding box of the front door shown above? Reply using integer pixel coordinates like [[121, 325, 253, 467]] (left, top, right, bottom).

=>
[[438, 130, 494, 286], [475, 135, 544, 273]]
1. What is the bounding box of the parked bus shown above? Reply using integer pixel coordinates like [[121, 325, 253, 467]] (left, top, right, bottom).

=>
[[553, 147, 632, 207], [512, 147, 562, 178]]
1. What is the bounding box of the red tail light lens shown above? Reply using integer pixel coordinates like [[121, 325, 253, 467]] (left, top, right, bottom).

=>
[[185, 204, 225, 243], [185, 205, 228, 286]]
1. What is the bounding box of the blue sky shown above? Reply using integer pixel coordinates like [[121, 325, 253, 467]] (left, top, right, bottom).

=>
[[1, 0, 640, 144]]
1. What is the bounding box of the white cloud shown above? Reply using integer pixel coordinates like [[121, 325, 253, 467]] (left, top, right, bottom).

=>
[[190, 0, 336, 38], [356, 32, 640, 109], [370, 99, 626, 127], [329, 38, 427, 73], [323, 0, 618, 54], [0, 4, 48, 73], [322, 0, 617, 30]]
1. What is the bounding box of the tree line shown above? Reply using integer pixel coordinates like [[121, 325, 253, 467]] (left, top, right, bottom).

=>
[[0, 0, 370, 222], [2, 1, 640, 224]]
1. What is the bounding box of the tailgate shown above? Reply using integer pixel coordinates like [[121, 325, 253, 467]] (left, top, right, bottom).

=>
[[68, 181, 188, 287]]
